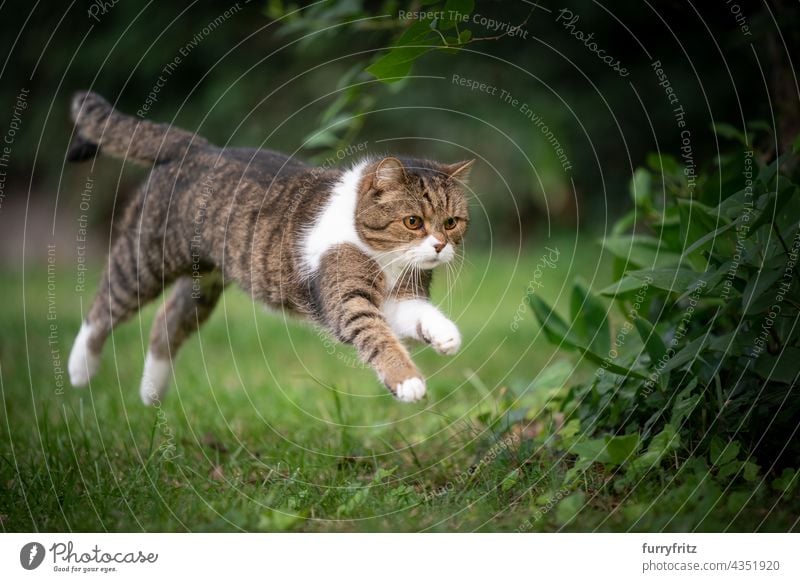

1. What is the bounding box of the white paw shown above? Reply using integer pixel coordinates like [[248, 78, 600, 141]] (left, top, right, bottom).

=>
[[395, 377, 427, 402], [420, 317, 461, 355], [68, 322, 100, 387], [140, 352, 172, 406]]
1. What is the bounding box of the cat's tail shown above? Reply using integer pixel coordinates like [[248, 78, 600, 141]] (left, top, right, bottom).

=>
[[67, 91, 207, 164]]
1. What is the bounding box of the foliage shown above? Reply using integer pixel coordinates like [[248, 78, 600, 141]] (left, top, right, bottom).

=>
[[6, 1, 800, 532], [6, 0, 791, 235], [531, 136, 800, 498], [272, 0, 494, 158]]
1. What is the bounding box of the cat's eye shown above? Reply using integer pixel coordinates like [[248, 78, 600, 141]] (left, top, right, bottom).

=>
[[444, 217, 458, 230], [403, 216, 423, 230]]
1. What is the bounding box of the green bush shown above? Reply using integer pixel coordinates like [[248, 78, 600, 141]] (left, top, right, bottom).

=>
[[533, 133, 800, 481]]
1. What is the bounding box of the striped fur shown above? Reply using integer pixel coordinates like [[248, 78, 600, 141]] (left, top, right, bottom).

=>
[[66, 92, 473, 403]]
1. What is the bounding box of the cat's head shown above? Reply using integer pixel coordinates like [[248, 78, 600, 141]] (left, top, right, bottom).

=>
[[356, 156, 474, 270]]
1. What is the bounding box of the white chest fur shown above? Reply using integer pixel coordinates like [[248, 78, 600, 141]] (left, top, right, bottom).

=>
[[300, 161, 404, 289], [300, 161, 369, 274]]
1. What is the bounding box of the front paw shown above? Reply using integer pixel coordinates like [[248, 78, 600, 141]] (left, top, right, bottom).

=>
[[394, 377, 427, 402], [419, 317, 461, 355]]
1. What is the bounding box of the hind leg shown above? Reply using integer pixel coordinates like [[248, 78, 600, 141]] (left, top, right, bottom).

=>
[[140, 273, 224, 405], [68, 233, 170, 387]]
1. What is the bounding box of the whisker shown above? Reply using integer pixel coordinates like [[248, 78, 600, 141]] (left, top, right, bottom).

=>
[[368, 252, 410, 291]]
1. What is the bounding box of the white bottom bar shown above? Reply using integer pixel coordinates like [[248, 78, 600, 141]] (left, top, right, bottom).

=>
[[1, 533, 797, 581]]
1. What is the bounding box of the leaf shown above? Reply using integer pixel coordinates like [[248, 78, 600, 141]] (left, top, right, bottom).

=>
[[501, 469, 520, 491], [559, 419, 581, 441], [577, 345, 645, 377], [531, 295, 645, 378], [726, 491, 750, 512], [752, 346, 800, 384], [626, 267, 702, 294], [675, 260, 735, 302], [646, 153, 682, 178], [710, 437, 740, 466], [320, 91, 354, 124], [598, 275, 649, 297], [634, 317, 667, 364], [611, 208, 638, 236], [601, 235, 684, 269], [747, 185, 795, 235], [527, 360, 573, 392], [555, 492, 585, 525], [774, 184, 800, 233], [394, 18, 437, 46], [652, 207, 684, 250], [678, 199, 727, 267], [604, 433, 640, 465], [366, 20, 436, 83], [680, 219, 737, 263], [748, 120, 772, 134], [701, 149, 756, 206], [742, 461, 760, 482], [366, 46, 431, 83], [570, 278, 611, 357], [648, 424, 680, 456], [630, 168, 651, 208], [757, 152, 787, 185], [302, 128, 340, 149], [660, 335, 707, 374], [670, 378, 700, 426], [712, 122, 748, 144], [742, 257, 786, 314], [628, 425, 680, 474], [571, 434, 640, 467], [717, 460, 742, 480], [529, 295, 576, 346], [571, 438, 610, 463], [772, 468, 798, 495], [373, 466, 397, 481]]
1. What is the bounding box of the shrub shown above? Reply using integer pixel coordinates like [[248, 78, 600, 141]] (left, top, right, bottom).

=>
[[532, 133, 800, 477]]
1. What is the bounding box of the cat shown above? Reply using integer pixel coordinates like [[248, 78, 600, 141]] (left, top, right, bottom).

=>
[[66, 91, 474, 405]]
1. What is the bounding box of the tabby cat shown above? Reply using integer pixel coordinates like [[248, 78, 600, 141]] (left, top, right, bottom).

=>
[[67, 92, 473, 405]]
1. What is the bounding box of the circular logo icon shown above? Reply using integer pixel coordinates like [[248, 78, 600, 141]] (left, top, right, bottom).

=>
[[20, 542, 46, 570]]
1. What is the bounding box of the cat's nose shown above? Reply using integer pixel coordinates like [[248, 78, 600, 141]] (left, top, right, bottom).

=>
[[433, 238, 446, 253]]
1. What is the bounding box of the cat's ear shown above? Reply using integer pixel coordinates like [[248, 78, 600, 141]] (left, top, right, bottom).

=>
[[373, 157, 407, 189], [443, 159, 475, 184]]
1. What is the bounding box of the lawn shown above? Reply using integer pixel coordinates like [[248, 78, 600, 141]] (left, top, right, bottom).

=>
[[1, 235, 795, 532]]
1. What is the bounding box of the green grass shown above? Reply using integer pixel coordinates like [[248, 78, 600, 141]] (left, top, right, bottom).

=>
[[1, 237, 795, 532]]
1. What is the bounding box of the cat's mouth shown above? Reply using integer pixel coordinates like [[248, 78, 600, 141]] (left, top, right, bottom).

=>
[[402, 241, 455, 270], [417, 256, 450, 269]]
